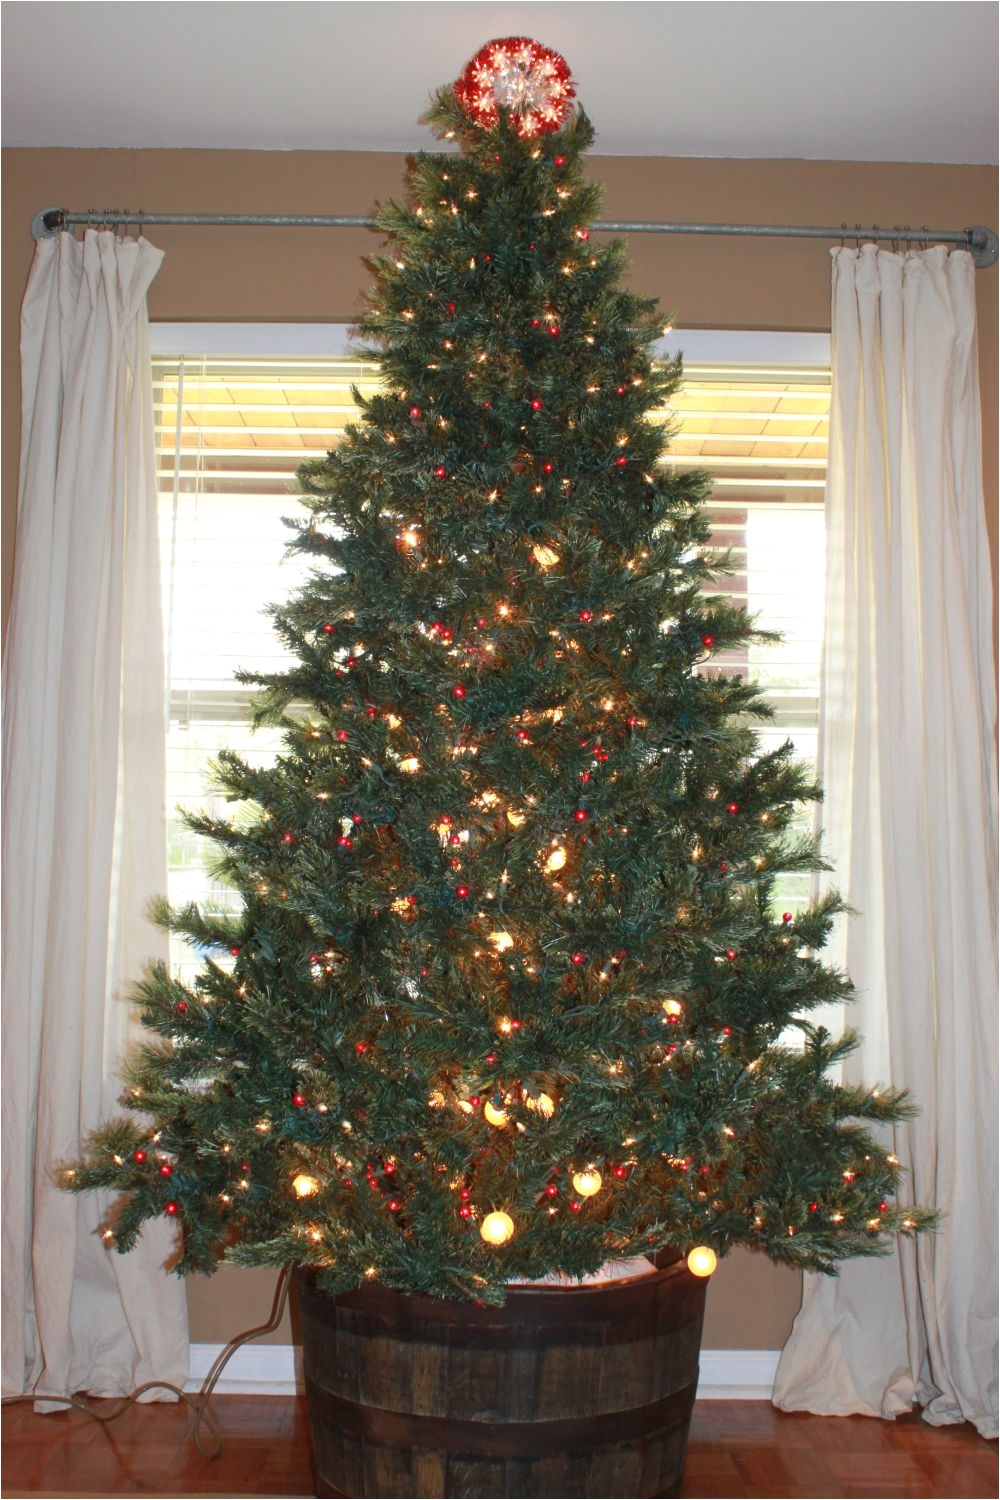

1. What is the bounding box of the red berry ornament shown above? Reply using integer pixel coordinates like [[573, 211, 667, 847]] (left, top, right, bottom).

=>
[[573, 808, 588, 823], [132, 1150, 147, 1164], [292, 1093, 306, 1108], [164, 1202, 178, 1216], [530, 397, 543, 411], [456, 885, 470, 900], [159, 1163, 173, 1177], [452, 684, 467, 699], [434, 465, 447, 479], [579, 609, 593, 622]]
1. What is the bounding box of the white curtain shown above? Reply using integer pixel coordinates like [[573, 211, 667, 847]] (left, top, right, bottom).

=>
[[1, 230, 189, 1404], [773, 245, 998, 1440]]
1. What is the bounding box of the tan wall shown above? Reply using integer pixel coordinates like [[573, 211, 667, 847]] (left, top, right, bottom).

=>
[[3, 147, 996, 1352]]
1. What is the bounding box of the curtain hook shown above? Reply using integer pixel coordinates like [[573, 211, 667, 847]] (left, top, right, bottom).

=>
[[839, 222, 847, 249]]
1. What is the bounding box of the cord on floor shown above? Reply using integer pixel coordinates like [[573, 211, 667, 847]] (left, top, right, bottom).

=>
[[1, 1262, 293, 1459]]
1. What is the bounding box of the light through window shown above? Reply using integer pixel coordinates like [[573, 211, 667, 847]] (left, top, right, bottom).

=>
[[153, 336, 828, 976]]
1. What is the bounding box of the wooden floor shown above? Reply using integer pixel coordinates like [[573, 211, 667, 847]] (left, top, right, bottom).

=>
[[2, 1395, 995, 1499]]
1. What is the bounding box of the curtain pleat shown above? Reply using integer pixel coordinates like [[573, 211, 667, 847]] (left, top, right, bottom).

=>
[[1, 230, 189, 1404], [772, 246, 998, 1439]]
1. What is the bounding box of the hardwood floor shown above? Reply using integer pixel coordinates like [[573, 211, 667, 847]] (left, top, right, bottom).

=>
[[2, 1395, 995, 1499]]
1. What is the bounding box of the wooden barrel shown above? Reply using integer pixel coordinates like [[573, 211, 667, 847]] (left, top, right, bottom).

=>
[[296, 1252, 707, 1499]]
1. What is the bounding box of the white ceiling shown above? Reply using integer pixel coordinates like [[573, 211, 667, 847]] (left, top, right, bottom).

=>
[[2, 1, 996, 163]]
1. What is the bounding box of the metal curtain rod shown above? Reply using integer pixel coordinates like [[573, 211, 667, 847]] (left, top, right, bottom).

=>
[[31, 206, 999, 269]]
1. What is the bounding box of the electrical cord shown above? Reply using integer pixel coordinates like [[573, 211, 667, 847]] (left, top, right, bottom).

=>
[[1, 1263, 293, 1459]]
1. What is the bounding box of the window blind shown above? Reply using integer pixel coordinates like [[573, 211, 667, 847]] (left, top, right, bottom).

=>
[[153, 353, 828, 971]]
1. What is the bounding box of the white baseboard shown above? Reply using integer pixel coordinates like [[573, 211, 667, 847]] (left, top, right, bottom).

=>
[[186, 1343, 779, 1401]]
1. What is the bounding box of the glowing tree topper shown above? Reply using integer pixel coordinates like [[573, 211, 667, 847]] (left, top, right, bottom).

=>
[[454, 36, 575, 137]]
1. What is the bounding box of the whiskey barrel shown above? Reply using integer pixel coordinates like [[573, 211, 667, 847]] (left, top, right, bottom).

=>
[[296, 1252, 707, 1499]]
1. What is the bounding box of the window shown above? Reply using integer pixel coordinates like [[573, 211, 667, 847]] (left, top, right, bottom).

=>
[[152, 327, 829, 976]]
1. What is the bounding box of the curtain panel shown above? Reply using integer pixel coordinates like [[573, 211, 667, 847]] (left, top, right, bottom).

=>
[[1, 230, 189, 1404], [773, 245, 998, 1439]]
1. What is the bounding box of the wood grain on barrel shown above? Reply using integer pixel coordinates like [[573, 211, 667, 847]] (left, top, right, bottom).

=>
[[297, 1258, 707, 1498]]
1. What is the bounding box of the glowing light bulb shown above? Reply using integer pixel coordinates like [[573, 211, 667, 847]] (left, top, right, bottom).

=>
[[480, 1211, 515, 1245], [484, 1100, 509, 1127], [571, 1169, 602, 1198], [399, 757, 421, 774], [687, 1246, 717, 1277], [544, 846, 567, 873], [506, 809, 526, 827], [525, 1091, 555, 1118], [489, 931, 514, 953], [532, 544, 560, 569], [662, 997, 683, 1017], [293, 1174, 320, 1199]]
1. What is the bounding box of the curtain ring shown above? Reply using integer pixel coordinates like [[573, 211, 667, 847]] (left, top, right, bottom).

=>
[[136, 208, 146, 240], [891, 225, 901, 254], [854, 222, 864, 247], [839, 223, 848, 249]]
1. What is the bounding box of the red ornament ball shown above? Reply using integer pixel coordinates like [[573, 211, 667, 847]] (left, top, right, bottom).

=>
[[613, 1165, 628, 1179], [355, 1041, 369, 1055], [452, 684, 467, 699], [456, 885, 470, 900], [554, 154, 566, 166], [570, 1201, 582, 1213], [164, 1202, 178, 1216], [292, 1092, 306, 1108], [159, 1163, 173, 1177], [281, 832, 295, 844], [548, 324, 560, 337], [782, 912, 793, 924], [570, 952, 586, 966], [176, 1001, 188, 1014], [702, 634, 715, 648], [459, 1205, 473, 1219], [530, 397, 543, 411], [338, 836, 352, 850], [573, 808, 589, 822], [336, 729, 349, 741], [433, 465, 447, 479], [542, 461, 554, 475], [579, 609, 593, 622], [454, 38, 575, 138], [388, 1200, 401, 1213], [614, 455, 628, 468], [726, 802, 740, 815], [409, 405, 422, 419], [726, 949, 738, 961], [132, 1150, 147, 1164], [545, 1183, 558, 1197], [322, 622, 334, 634]]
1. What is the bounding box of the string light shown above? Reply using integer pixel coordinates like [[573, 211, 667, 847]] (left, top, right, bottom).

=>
[[571, 1169, 602, 1198], [480, 1210, 515, 1245], [687, 1246, 718, 1277]]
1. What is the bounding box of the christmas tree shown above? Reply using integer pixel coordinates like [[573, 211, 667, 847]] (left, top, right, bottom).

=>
[[69, 39, 931, 1304]]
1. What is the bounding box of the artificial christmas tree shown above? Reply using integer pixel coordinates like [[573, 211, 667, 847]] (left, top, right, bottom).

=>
[[68, 37, 931, 1498]]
